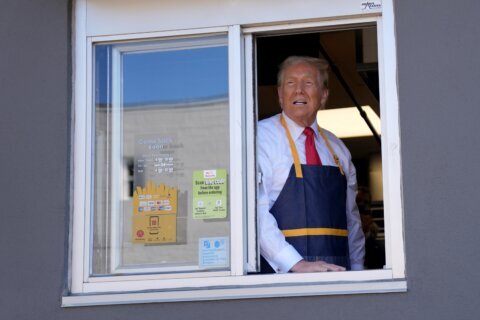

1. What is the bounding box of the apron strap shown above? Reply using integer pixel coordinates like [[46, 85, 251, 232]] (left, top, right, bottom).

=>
[[280, 115, 303, 178], [317, 125, 345, 176], [279, 114, 345, 177]]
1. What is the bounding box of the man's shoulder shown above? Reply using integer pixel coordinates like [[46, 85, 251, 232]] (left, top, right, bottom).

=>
[[319, 126, 341, 143], [319, 126, 351, 159], [258, 113, 281, 128], [258, 114, 283, 140]]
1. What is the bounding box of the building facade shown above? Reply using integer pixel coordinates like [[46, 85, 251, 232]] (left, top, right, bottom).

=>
[[1, 0, 480, 319]]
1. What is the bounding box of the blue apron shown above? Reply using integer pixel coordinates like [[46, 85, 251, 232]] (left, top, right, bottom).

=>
[[261, 115, 350, 273]]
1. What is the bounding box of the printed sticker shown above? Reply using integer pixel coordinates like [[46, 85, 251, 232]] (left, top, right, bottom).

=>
[[198, 237, 229, 269], [192, 169, 227, 219], [132, 181, 177, 244], [360, 1, 382, 10]]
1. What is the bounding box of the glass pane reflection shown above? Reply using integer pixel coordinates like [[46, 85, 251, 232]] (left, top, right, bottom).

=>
[[92, 35, 230, 275]]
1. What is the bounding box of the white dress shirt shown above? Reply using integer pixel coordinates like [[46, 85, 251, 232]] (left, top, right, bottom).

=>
[[257, 112, 365, 273]]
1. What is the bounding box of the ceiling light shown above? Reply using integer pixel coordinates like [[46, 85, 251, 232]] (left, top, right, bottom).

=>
[[316, 106, 381, 138]]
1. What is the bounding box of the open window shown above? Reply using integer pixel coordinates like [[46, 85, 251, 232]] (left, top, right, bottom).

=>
[[65, 0, 405, 306], [254, 26, 385, 271]]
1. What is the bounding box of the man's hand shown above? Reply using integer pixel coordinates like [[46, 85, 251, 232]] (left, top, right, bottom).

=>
[[290, 260, 346, 272]]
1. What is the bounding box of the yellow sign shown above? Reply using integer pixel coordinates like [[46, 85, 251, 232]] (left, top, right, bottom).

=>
[[132, 181, 177, 244]]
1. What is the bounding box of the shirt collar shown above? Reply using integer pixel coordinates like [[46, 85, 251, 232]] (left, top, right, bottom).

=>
[[282, 111, 319, 141]]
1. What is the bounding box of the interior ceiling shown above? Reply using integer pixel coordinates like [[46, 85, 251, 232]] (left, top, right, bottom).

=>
[[256, 28, 380, 160]]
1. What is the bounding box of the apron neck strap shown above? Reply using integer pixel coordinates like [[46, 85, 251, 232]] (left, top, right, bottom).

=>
[[279, 114, 345, 177], [317, 125, 345, 176], [280, 114, 303, 178]]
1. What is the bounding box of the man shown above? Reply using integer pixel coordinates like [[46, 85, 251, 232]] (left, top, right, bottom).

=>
[[257, 56, 365, 273]]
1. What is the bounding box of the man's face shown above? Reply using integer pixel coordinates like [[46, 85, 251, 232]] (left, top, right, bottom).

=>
[[278, 62, 329, 127]]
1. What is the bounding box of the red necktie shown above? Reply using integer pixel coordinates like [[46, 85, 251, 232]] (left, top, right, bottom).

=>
[[303, 127, 322, 165]]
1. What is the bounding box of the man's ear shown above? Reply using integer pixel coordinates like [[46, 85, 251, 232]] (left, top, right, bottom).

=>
[[277, 86, 284, 109], [320, 88, 329, 108]]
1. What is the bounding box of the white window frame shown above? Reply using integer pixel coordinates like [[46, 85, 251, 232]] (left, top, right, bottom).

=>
[[65, 0, 406, 307]]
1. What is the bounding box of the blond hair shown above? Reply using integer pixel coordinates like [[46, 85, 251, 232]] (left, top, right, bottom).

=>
[[277, 56, 329, 88]]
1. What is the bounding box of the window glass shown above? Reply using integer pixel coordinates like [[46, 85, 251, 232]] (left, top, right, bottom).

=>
[[92, 35, 230, 275]]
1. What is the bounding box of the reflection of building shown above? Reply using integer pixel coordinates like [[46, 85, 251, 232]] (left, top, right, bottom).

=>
[[93, 98, 230, 274]]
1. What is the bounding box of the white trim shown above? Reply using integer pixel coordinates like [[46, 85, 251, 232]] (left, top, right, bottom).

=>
[[244, 34, 259, 272], [63, 279, 406, 307], [376, 1, 406, 278], [83, 37, 95, 282], [109, 45, 123, 274], [87, 270, 230, 282], [228, 25, 246, 276], [84, 0, 382, 37], [106, 35, 228, 54], [89, 27, 229, 43], [242, 15, 378, 34], [80, 269, 396, 293], [71, 0, 88, 294]]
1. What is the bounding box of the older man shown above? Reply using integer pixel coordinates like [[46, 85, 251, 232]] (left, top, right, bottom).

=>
[[257, 56, 365, 273]]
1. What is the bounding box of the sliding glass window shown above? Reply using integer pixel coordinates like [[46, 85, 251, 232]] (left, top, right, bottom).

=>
[[92, 35, 231, 276]]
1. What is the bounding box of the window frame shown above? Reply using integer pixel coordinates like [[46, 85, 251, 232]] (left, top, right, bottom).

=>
[[71, 25, 247, 290], [65, 0, 406, 307]]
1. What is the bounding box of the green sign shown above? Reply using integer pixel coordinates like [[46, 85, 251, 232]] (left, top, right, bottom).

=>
[[192, 169, 227, 219]]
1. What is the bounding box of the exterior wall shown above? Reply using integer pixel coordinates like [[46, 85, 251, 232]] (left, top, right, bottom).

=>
[[1, 0, 479, 319]]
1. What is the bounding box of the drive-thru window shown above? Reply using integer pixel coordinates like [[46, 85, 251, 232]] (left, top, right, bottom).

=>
[[65, 0, 405, 306]]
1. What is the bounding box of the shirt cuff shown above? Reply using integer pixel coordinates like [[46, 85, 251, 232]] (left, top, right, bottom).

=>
[[267, 245, 303, 273], [350, 263, 364, 271]]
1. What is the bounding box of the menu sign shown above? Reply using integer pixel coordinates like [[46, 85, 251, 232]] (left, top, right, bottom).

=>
[[134, 134, 185, 188]]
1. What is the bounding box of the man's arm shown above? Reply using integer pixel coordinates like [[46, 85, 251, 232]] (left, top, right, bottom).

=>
[[257, 155, 303, 272], [257, 127, 303, 273], [345, 148, 366, 270]]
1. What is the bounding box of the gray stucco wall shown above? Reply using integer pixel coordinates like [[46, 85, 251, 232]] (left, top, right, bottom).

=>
[[1, 0, 480, 319]]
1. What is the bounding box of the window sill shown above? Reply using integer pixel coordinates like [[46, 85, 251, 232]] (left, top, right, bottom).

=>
[[62, 277, 407, 307]]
